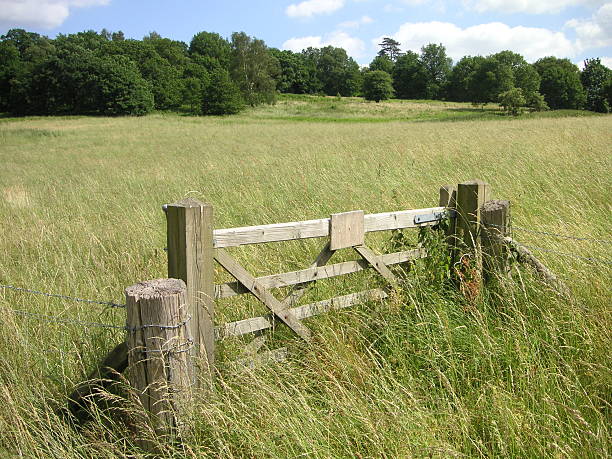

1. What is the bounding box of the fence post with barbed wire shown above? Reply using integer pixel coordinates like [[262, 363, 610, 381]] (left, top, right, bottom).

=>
[[481, 199, 511, 282], [125, 278, 194, 446]]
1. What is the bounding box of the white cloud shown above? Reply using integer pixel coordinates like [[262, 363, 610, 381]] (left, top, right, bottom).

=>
[[566, 3, 612, 50], [379, 21, 578, 62], [0, 0, 109, 29], [463, 0, 607, 14], [283, 30, 366, 57], [338, 15, 373, 28], [286, 0, 345, 18]]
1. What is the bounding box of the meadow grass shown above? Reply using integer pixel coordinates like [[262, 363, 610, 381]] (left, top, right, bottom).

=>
[[0, 100, 610, 457]]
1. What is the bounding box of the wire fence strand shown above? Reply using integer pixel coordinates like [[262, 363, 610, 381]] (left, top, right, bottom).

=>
[[487, 223, 612, 245], [8, 309, 127, 330], [6, 308, 192, 333], [0, 284, 125, 308], [520, 244, 612, 266]]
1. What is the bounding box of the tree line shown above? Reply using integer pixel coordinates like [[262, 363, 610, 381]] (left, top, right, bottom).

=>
[[1, 28, 611, 116]]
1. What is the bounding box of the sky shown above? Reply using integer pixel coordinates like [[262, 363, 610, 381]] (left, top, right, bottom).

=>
[[0, 0, 611, 68]]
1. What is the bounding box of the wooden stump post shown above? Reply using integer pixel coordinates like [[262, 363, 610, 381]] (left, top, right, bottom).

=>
[[126, 278, 193, 437], [481, 199, 511, 281], [165, 198, 215, 388]]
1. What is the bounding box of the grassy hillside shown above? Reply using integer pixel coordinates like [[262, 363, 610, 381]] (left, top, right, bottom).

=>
[[0, 101, 610, 457]]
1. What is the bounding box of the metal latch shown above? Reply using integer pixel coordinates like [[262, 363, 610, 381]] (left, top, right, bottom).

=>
[[414, 210, 456, 225]]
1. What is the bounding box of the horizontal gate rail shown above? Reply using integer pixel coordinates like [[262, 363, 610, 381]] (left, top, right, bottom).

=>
[[215, 247, 426, 299], [213, 206, 449, 248], [215, 288, 387, 339]]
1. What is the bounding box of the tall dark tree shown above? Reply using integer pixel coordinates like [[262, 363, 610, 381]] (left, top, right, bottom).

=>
[[534, 57, 585, 109], [581, 58, 611, 113], [377, 37, 402, 61], [419, 43, 452, 99], [392, 51, 427, 99], [229, 32, 279, 106]]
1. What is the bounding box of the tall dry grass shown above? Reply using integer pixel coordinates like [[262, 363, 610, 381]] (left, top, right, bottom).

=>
[[0, 107, 610, 457]]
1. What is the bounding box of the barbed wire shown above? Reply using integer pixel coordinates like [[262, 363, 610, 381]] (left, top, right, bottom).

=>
[[0, 284, 125, 308], [7, 308, 192, 334], [519, 244, 612, 266], [486, 223, 612, 245], [126, 316, 192, 333], [8, 309, 126, 330]]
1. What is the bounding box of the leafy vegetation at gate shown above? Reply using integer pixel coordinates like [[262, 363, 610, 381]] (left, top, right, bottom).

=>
[[0, 102, 610, 457], [1, 28, 612, 117]]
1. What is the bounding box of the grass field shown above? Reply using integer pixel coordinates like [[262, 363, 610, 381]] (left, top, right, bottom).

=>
[[0, 98, 611, 457]]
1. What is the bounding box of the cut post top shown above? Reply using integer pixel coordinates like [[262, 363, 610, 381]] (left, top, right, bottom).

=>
[[166, 197, 212, 209], [125, 278, 186, 300]]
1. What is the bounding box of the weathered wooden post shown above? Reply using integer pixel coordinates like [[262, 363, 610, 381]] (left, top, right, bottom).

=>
[[126, 278, 193, 438], [165, 198, 215, 388], [455, 180, 490, 252], [453, 180, 490, 298], [481, 199, 511, 281]]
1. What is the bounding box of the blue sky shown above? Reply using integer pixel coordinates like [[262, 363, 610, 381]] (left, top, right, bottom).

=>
[[1, 0, 610, 67]]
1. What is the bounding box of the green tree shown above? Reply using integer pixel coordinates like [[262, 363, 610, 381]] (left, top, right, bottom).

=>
[[182, 61, 209, 113], [605, 78, 612, 108], [499, 87, 526, 115], [303, 46, 360, 96], [1, 29, 39, 54], [419, 43, 452, 99], [525, 91, 549, 112], [201, 67, 244, 115], [467, 55, 514, 105], [269, 48, 311, 94], [534, 57, 585, 109], [95, 55, 154, 115], [392, 51, 427, 99], [0, 41, 20, 111], [230, 32, 279, 106], [581, 58, 611, 113], [369, 55, 394, 74], [446, 55, 485, 102], [362, 70, 394, 102], [189, 31, 231, 71], [139, 54, 183, 109], [377, 37, 402, 61], [492, 51, 542, 102]]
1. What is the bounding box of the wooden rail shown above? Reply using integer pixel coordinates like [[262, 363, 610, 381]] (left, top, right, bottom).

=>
[[213, 206, 448, 248], [215, 289, 388, 339], [215, 248, 426, 299]]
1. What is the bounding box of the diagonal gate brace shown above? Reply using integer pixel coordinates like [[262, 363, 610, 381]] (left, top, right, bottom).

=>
[[354, 245, 398, 286], [214, 248, 312, 342]]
